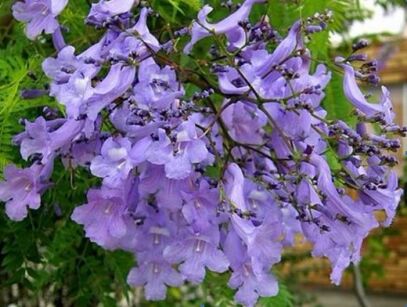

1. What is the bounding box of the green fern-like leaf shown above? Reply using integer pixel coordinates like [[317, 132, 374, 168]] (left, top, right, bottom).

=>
[[0, 43, 60, 172]]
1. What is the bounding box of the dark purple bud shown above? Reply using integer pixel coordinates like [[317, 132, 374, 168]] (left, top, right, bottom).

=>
[[319, 21, 327, 29], [367, 74, 380, 85], [212, 64, 228, 73], [356, 122, 367, 136], [352, 39, 369, 51], [304, 145, 313, 155], [305, 25, 323, 34], [347, 54, 368, 62], [20, 89, 49, 99], [53, 203, 62, 217], [174, 27, 189, 37]]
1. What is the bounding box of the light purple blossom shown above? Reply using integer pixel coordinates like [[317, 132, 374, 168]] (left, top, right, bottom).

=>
[[181, 179, 220, 230], [127, 206, 183, 300], [12, 0, 68, 40], [224, 229, 279, 307], [87, 63, 136, 121], [71, 182, 139, 251], [130, 7, 160, 52], [87, 0, 137, 26], [90, 136, 134, 186], [42, 46, 79, 83], [131, 119, 209, 179], [138, 165, 186, 211], [15, 117, 84, 163], [256, 21, 302, 77], [184, 0, 265, 53], [133, 59, 184, 110], [127, 255, 183, 300], [0, 163, 51, 221], [54, 71, 94, 119], [338, 59, 395, 125], [231, 214, 282, 275], [164, 226, 229, 283], [106, 8, 160, 61], [222, 101, 267, 144], [224, 163, 247, 210]]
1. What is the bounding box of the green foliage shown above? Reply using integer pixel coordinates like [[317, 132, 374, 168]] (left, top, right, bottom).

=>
[[150, 0, 202, 24], [324, 71, 356, 125], [0, 45, 45, 171], [258, 284, 294, 307]]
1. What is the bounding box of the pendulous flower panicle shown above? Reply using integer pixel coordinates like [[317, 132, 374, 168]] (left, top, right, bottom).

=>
[[3, 0, 405, 306]]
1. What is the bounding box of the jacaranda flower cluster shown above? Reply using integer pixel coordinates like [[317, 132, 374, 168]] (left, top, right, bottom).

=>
[[1, 0, 404, 305]]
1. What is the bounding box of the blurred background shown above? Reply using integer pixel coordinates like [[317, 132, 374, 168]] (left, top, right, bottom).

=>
[[0, 0, 407, 306]]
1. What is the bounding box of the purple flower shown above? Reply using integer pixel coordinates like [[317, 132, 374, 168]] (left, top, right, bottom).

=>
[[222, 101, 266, 144], [68, 133, 103, 168], [231, 266, 278, 307], [217, 67, 251, 95], [255, 21, 302, 77], [163, 120, 209, 179], [164, 226, 229, 283], [303, 154, 380, 284], [264, 102, 312, 140], [127, 254, 183, 300], [379, 86, 395, 124], [87, 0, 137, 26], [53, 62, 135, 121], [15, 116, 50, 161], [54, 71, 95, 119], [310, 154, 369, 226], [71, 182, 139, 251], [43, 45, 100, 84], [105, 8, 160, 60], [109, 101, 160, 138], [279, 204, 301, 246], [86, 63, 136, 120], [131, 119, 209, 179], [42, 46, 80, 84], [133, 59, 184, 110], [6, 4, 404, 305], [127, 206, 183, 300], [224, 163, 247, 210], [0, 163, 51, 221], [184, 0, 265, 54], [15, 117, 84, 163], [360, 170, 402, 227], [130, 7, 160, 52], [339, 61, 395, 125], [181, 179, 220, 230], [130, 128, 172, 164], [90, 136, 134, 187], [138, 165, 186, 211], [12, 0, 68, 39], [301, 204, 377, 285], [231, 213, 282, 275], [45, 46, 102, 112], [224, 229, 278, 307]]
